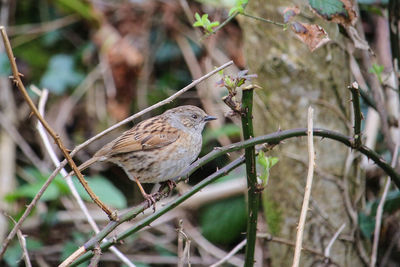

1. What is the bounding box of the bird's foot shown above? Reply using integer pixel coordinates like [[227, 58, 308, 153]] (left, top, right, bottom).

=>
[[143, 193, 157, 212], [159, 180, 177, 195]]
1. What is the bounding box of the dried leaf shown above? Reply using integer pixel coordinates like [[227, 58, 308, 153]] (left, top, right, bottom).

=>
[[309, 0, 357, 26], [291, 22, 330, 52], [283, 6, 300, 23]]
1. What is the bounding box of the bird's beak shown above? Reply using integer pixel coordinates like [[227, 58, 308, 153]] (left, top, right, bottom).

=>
[[204, 115, 217, 122]]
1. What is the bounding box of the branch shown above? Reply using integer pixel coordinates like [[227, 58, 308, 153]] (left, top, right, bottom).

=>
[[242, 12, 285, 27], [370, 144, 399, 267], [348, 82, 362, 148], [210, 239, 247, 267], [16, 230, 32, 267], [0, 26, 116, 220], [324, 223, 346, 257], [389, 0, 400, 94], [241, 86, 259, 267], [68, 126, 400, 265], [292, 107, 315, 267]]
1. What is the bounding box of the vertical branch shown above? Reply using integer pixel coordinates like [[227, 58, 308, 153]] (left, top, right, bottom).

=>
[[348, 82, 362, 148], [370, 144, 399, 267], [389, 0, 400, 93], [292, 107, 315, 267], [241, 85, 259, 267]]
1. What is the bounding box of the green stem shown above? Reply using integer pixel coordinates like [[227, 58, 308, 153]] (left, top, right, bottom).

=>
[[348, 83, 362, 148], [242, 12, 285, 28], [241, 88, 259, 266]]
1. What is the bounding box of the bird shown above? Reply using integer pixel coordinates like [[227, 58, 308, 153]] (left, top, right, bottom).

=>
[[69, 105, 216, 203]]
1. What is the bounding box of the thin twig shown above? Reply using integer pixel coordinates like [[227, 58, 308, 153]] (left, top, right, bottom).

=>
[[370, 144, 399, 267], [0, 112, 47, 172], [183, 220, 243, 267], [16, 230, 32, 267], [36, 89, 135, 267], [177, 220, 184, 267], [257, 233, 334, 262], [210, 239, 247, 267], [324, 223, 346, 257], [348, 81, 362, 148], [388, 0, 400, 94], [0, 26, 116, 220], [292, 107, 315, 267], [242, 12, 285, 27], [88, 244, 101, 267]]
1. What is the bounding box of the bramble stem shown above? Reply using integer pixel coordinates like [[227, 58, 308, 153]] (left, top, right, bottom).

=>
[[241, 87, 259, 267]]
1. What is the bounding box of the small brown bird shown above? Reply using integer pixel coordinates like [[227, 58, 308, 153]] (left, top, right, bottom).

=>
[[72, 105, 216, 202]]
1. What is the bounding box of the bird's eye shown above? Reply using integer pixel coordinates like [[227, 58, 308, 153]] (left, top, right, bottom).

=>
[[191, 114, 198, 119]]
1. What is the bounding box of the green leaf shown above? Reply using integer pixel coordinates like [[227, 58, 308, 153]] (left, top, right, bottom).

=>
[[72, 175, 127, 209], [54, 0, 99, 22], [6, 181, 60, 202], [40, 54, 84, 95], [195, 12, 201, 21], [0, 53, 11, 76], [268, 157, 279, 168], [262, 194, 282, 235], [193, 21, 203, 27], [309, 0, 347, 19], [5, 169, 65, 202], [4, 239, 43, 267], [358, 212, 375, 239], [200, 196, 247, 245], [369, 63, 384, 83]]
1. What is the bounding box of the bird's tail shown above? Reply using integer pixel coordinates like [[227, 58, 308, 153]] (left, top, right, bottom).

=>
[[65, 157, 99, 179]]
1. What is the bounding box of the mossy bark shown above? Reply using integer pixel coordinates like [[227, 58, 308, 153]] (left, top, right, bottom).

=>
[[240, 1, 364, 266]]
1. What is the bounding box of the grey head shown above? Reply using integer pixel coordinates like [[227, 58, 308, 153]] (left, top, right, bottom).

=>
[[163, 105, 216, 133]]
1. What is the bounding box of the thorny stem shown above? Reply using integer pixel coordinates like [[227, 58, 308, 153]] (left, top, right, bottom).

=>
[[241, 87, 259, 267], [348, 82, 362, 148]]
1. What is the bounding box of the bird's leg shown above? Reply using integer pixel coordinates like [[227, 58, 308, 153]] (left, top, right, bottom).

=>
[[134, 177, 156, 209], [159, 180, 176, 195]]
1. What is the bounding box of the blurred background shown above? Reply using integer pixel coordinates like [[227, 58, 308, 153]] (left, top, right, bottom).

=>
[[0, 0, 400, 266]]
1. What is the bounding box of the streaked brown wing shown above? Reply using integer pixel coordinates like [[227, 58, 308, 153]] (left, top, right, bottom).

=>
[[103, 117, 180, 156]]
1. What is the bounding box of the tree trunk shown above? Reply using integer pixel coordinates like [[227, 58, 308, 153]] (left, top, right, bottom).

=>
[[240, 1, 365, 266]]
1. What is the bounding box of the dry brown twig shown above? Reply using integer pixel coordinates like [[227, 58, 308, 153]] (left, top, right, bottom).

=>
[[0, 26, 116, 220], [292, 106, 315, 267]]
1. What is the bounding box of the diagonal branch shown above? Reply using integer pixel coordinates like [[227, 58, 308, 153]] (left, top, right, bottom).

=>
[[0, 26, 116, 220]]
